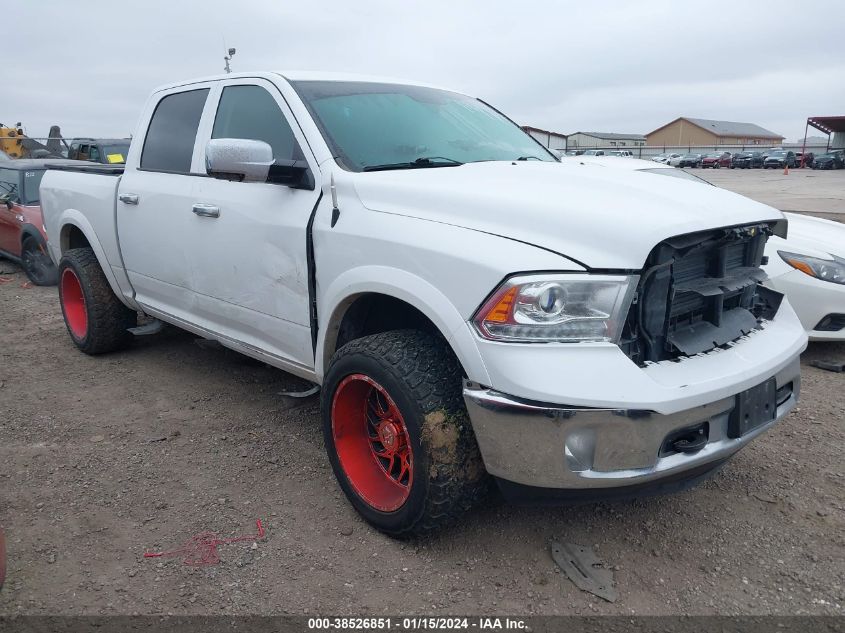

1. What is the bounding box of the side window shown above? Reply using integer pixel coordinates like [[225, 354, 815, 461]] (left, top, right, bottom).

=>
[[141, 88, 209, 173], [212, 85, 303, 163], [0, 168, 19, 202], [88, 146, 101, 162]]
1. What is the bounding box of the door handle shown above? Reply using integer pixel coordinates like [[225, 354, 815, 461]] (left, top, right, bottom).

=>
[[119, 193, 139, 205], [192, 203, 220, 218]]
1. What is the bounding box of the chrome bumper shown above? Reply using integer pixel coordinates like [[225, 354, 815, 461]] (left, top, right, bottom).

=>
[[462, 357, 800, 490]]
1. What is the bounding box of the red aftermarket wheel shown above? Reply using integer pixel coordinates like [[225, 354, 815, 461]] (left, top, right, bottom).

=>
[[332, 374, 413, 512], [322, 330, 488, 537], [58, 247, 136, 354]]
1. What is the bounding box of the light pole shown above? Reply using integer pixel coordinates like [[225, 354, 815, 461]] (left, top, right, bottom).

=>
[[224, 47, 236, 73]]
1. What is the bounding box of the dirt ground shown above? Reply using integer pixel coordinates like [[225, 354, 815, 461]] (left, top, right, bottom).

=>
[[0, 256, 842, 618]]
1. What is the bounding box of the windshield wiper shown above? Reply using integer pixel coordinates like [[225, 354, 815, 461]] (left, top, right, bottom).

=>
[[362, 156, 463, 172], [516, 156, 543, 161]]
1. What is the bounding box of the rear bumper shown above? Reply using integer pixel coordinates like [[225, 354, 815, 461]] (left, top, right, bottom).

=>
[[463, 357, 800, 491]]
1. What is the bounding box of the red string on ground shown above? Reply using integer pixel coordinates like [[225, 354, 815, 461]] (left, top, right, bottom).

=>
[[143, 519, 265, 566]]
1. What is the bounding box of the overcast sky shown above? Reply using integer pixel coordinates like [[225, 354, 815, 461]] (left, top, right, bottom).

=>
[[6, 0, 843, 142]]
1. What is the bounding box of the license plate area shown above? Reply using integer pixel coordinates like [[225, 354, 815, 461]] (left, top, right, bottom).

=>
[[728, 378, 777, 438]]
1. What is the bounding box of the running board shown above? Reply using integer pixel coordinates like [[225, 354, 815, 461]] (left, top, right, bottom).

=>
[[128, 319, 164, 336]]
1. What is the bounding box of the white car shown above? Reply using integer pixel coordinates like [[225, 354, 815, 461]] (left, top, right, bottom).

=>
[[652, 152, 682, 164], [565, 156, 845, 340], [41, 73, 805, 536], [764, 217, 845, 340]]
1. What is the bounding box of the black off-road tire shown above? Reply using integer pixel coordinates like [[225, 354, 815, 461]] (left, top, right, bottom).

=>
[[322, 329, 488, 537], [58, 247, 136, 354], [21, 235, 58, 286]]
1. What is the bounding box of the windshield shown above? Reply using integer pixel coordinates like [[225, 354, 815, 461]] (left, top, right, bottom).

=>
[[292, 81, 556, 171], [768, 151, 785, 157], [638, 168, 711, 185], [102, 144, 130, 164]]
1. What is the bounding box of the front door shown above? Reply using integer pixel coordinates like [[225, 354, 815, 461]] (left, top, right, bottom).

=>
[[0, 168, 22, 255], [186, 80, 322, 369]]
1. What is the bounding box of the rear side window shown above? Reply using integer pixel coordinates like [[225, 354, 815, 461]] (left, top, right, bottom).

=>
[[141, 89, 209, 172], [212, 85, 302, 162], [22, 170, 46, 205]]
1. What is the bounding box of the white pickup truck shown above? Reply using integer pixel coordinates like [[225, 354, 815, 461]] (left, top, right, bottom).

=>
[[41, 71, 807, 536]]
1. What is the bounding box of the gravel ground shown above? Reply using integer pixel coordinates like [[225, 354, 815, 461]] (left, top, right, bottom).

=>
[[0, 260, 842, 617]]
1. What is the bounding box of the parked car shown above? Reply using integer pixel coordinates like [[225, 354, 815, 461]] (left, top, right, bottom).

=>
[[42, 72, 805, 536], [731, 151, 764, 169], [583, 149, 605, 155], [812, 150, 844, 170], [794, 151, 814, 168], [764, 215, 845, 340], [652, 152, 682, 164], [763, 150, 796, 169], [0, 159, 88, 285], [701, 151, 731, 169], [563, 150, 583, 156], [676, 153, 703, 168], [566, 156, 845, 341], [68, 139, 131, 164], [607, 150, 633, 157]]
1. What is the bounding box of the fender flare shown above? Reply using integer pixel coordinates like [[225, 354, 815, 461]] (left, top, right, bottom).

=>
[[56, 210, 139, 310], [19, 224, 47, 248], [317, 265, 491, 385]]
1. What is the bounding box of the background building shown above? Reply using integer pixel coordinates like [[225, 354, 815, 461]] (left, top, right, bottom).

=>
[[522, 126, 567, 150], [567, 132, 646, 148], [646, 117, 784, 147]]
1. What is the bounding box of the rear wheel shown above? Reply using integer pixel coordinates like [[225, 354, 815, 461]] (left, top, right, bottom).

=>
[[58, 248, 136, 354], [322, 330, 487, 537], [21, 236, 58, 286]]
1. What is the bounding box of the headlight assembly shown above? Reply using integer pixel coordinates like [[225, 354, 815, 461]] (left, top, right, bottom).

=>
[[778, 251, 845, 285], [472, 274, 638, 343]]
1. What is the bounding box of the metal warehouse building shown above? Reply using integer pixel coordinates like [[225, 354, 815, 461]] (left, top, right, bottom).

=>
[[567, 132, 646, 148], [646, 117, 784, 147], [522, 126, 568, 150]]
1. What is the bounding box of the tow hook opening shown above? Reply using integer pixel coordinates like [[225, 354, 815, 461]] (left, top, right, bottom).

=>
[[660, 421, 709, 457]]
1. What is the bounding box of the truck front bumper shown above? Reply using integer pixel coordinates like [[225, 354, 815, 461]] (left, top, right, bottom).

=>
[[462, 356, 800, 493]]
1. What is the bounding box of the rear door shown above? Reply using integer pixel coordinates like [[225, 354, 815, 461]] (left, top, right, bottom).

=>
[[183, 79, 322, 369], [117, 85, 213, 323]]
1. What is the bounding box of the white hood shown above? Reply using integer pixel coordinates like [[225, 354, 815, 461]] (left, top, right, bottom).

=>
[[775, 212, 845, 258], [351, 161, 784, 269]]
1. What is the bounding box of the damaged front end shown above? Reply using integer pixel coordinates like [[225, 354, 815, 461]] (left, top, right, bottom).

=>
[[621, 221, 786, 365]]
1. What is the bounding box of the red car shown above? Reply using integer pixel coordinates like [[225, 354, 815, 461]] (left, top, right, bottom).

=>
[[701, 151, 732, 169], [0, 160, 86, 285]]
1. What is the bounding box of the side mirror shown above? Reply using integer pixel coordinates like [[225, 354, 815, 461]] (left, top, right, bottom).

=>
[[206, 138, 274, 183], [0, 193, 12, 209], [205, 138, 314, 190]]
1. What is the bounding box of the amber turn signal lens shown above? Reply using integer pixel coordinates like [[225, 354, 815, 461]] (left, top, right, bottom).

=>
[[483, 286, 517, 323]]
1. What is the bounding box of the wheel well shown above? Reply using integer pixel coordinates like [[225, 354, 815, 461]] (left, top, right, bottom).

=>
[[61, 225, 91, 252], [327, 294, 462, 372]]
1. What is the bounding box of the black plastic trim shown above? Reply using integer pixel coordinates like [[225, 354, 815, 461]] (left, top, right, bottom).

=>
[[306, 191, 324, 355]]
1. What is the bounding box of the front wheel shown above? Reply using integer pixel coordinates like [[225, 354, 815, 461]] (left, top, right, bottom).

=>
[[21, 236, 58, 286], [322, 330, 487, 537], [58, 248, 136, 354]]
